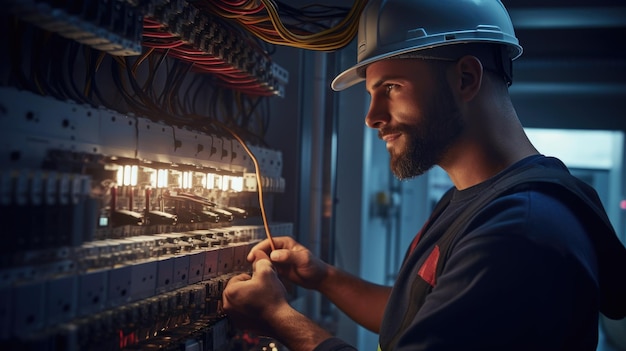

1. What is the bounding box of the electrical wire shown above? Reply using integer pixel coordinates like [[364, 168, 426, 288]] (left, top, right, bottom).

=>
[[215, 121, 276, 251], [198, 0, 365, 51], [5, 15, 274, 140]]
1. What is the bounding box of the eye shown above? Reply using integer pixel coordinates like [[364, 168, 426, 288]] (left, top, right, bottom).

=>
[[385, 83, 398, 95]]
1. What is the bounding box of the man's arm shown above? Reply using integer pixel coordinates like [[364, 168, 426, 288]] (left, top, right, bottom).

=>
[[252, 237, 392, 333], [317, 265, 391, 333]]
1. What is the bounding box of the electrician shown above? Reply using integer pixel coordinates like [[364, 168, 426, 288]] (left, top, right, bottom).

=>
[[223, 0, 626, 350]]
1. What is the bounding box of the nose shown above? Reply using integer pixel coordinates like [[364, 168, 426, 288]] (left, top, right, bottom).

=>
[[365, 96, 390, 129]]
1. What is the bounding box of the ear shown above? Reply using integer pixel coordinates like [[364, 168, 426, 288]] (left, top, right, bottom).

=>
[[451, 55, 483, 102]]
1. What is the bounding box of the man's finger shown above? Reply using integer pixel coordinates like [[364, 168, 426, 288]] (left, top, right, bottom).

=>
[[247, 239, 274, 261], [249, 249, 270, 263], [247, 237, 295, 261], [226, 273, 251, 285], [269, 249, 292, 263], [252, 258, 275, 273]]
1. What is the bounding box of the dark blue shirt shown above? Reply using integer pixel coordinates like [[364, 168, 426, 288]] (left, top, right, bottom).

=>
[[316, 156, 606, 351], [380, 155, 599, 350]]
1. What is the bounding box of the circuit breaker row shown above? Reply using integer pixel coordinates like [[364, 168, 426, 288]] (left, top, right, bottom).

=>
[[0, 88, 285, 180], [2, 276, 233, 351], [0, 223, 293, 349], [0, 166, 284, 252]]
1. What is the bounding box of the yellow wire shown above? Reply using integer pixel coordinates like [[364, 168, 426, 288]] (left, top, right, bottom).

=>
[[203, 0, 367, 51], [261, 0, 354, 40], [261, 0, 366, 49], [132, 47, 155, 74], [220, 124, 276, 251]]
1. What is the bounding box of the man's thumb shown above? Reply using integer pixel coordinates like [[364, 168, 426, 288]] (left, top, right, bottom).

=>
[[270, 249, 290, 262], [253, 258, 275, 274]]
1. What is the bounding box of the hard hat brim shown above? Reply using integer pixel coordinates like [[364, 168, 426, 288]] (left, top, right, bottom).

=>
[[331, 64, 366, 91], [330, 48, 406, 92], [330, 45, 451, 91], [331, 40, 522, 92]]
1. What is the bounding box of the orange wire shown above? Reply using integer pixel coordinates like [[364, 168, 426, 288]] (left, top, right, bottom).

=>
[[221, 125, 276, 251]]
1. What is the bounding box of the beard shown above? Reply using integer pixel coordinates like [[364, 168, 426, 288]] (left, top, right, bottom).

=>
[[380, 78, 465, 180]]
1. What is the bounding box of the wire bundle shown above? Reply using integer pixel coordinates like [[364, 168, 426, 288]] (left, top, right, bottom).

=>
[[199, 0, 366, 51], [142, 17, 277, 97], [2, 0, 368, 144], [3, 17, 269, 145]]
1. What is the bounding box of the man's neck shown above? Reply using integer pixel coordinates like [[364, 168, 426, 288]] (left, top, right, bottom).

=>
[[440, 130, 539, 190]]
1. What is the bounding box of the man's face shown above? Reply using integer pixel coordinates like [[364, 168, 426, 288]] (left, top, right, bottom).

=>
[[365, 59, 464, 180]]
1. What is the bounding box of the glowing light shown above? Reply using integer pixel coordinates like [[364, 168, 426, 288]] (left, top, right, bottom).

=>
[[157, 169, 168, 188], [118, 165, 138, 186], [116, 166, 123, 185], [214, 175, 223, 190], [231, 176, 244, 192], [181, 171, 193, 189], [220, 175, 230, 191], [149, 170, 157, 188], [621, 200, 626, 210], [130, 165, 138, 186], [123, 165, 131, 185], [198, 173, 207, 189], [206, 173, 215, 189]]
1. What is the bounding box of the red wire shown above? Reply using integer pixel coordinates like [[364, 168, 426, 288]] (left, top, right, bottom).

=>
[[143, 31, 178, 38], [143, 41, 186, 49], [170, 46, 221, 56], [221, 0, 253, 6], [193, 66, 240, 74], [141, 15, 275, 96], [168, 52, 224, 62], [143, 18, 163, 25], [143, 23, 164, 29]]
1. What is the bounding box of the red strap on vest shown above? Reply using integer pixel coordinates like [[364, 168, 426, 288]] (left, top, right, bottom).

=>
[[418, 245, 440, 286]]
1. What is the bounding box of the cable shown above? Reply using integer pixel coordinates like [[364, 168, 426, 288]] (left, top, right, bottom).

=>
[[214, 121, 276, 251], [200, 0, 366, 50]]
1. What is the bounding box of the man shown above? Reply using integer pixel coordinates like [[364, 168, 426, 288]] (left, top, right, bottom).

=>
[[222, 0, 626, 350]]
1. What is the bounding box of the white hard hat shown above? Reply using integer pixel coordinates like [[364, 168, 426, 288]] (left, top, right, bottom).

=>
[[331, 0, 523, 91]]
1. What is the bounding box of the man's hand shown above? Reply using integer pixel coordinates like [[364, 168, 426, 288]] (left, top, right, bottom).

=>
[[223, 255, 290, 336], [223, 253, 334, 350], [248, 236, 330, 290]]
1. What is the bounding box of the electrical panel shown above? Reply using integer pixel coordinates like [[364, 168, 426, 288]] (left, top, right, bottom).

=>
[[0, 85, 293, 350], [0, 0, 294, 349], [0, 0, 363, 348]]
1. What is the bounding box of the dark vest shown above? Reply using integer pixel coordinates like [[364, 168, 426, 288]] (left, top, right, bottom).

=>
[[380, 165, 626, 350]]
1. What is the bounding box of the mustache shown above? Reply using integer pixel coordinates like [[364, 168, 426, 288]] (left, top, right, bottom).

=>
[[378, 125, 408, 140]]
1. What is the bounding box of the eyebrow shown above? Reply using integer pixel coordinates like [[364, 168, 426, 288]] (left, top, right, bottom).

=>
[[369, 79, 384, 91], [365, 74, 404, 94], [367, 76, 393, 94]]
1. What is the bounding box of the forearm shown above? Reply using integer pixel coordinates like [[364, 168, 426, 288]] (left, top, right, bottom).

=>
[[318, 265, 391, 333], [223, 260, 337, 350], [268, 304, 334, 351]]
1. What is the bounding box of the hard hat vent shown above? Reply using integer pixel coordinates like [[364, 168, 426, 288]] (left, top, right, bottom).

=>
[[407, 29, 428, 40]]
